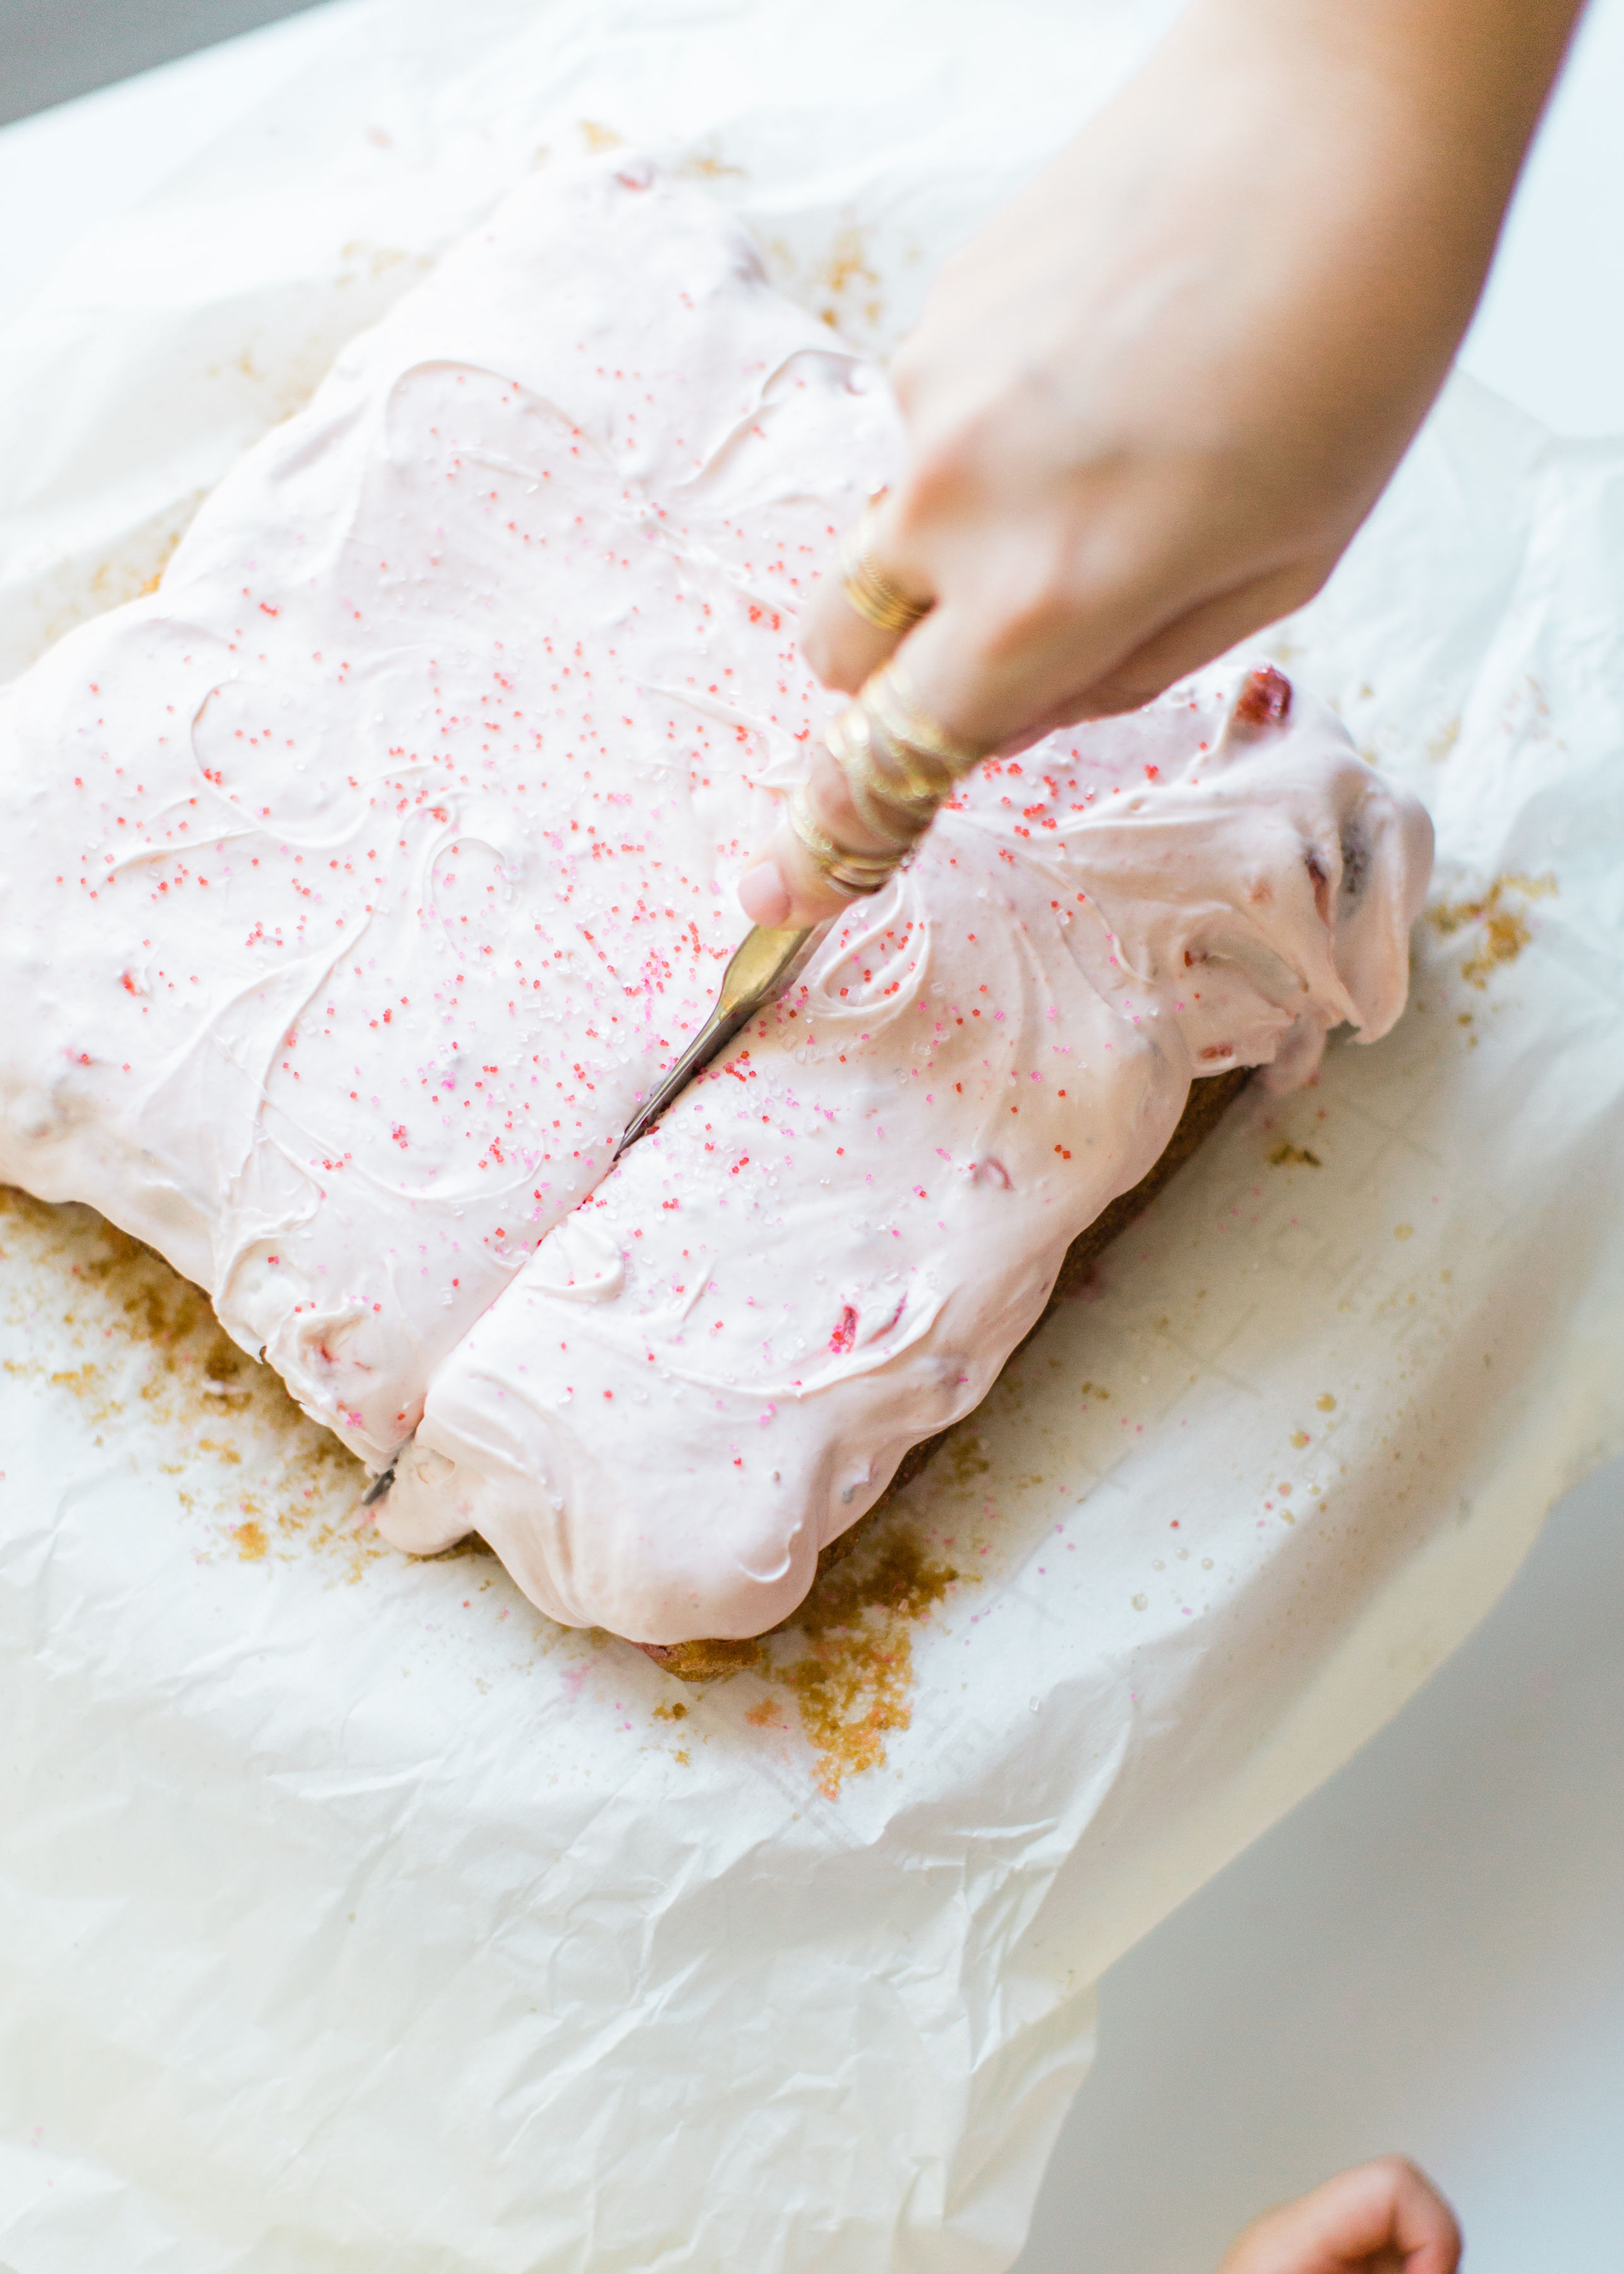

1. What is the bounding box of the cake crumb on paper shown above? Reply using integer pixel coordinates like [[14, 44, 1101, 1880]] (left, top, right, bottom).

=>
[[1426, 872, 1556, 987], [774, 1525, 964, 1797], [0, 1186, 380, 1583], [649, 1517, 970, 1797]]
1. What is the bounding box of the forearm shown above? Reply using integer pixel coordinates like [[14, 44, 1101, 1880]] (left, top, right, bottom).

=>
[[917, 0, 1589, 496], [1136, 0, 1588, 373], [1181, 0, 1587, 159], [743, 0, 1589, 929]]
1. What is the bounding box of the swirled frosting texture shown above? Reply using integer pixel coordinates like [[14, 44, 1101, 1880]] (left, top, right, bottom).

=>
[[0, 159, 1431, 1641]]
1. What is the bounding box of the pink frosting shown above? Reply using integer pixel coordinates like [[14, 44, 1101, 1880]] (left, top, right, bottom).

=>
[[0, 159, 1432, 1642]]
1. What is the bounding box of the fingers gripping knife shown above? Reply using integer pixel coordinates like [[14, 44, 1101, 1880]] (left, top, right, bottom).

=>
[[615, 661, 980, 1155], [363, 662, 975, 1508]]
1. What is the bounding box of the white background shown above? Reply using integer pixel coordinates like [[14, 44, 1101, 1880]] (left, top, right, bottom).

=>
[[1, 6, 1621, 2270]]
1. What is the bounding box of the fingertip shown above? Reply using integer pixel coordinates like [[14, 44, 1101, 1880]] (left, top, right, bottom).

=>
[[738, 859, 791, 928]]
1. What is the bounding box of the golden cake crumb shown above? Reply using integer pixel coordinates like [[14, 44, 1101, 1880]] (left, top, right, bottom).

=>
[[0, 1187, 378, 1580], [1427, 872, 1556, 987]]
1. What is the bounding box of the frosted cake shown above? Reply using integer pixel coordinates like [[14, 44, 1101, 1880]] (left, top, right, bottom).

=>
[[0, 160, 1433, 1644]]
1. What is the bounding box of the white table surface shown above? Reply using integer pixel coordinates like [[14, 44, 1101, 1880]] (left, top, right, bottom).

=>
[[3, 8, 1621, 2270]]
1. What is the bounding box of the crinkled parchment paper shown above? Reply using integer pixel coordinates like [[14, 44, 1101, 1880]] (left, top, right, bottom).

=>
[[2, 4, 1621, 2268]]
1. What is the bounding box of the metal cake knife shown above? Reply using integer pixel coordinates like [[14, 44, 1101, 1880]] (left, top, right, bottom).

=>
[[613, 920, 828, 1160], [361, 923, 827, 1510]]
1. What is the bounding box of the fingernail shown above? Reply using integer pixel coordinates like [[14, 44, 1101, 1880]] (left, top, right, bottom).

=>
[[738, 859, 791, 928]]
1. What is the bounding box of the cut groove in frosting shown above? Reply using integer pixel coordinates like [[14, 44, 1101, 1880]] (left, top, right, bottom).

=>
[[0, 159, 1433, 1644]]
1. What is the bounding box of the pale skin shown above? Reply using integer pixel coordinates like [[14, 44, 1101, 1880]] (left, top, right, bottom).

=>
[[1216, 2157, 1462, 2274], [738, 0, 1588, 929]]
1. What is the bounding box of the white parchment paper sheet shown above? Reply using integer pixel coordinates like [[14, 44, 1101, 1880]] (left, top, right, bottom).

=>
[[1, 4, 1621, 2268]]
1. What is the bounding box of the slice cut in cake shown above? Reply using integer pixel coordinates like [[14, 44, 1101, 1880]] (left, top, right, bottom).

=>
[[0, 159, 1432, 1645]]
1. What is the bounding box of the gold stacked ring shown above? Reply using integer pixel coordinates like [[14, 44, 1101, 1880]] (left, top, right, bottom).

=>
[[783, 664, 989, 902], [787, 780, 899, 897], [829, 660, 985, 846], [838, 500, 932, 636], [863, 662, 981, 778]]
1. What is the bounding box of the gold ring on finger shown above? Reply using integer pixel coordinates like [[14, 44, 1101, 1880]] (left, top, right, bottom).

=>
[[786, 780, 901, 898], [862, 660, 983, 779], [825, 661, 988, 848], [838, 501, 932, 636]]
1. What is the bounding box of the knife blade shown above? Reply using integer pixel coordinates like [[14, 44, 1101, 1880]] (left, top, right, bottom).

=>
[[361, 925, 827, 1512], [613, 921, 828, 1160]]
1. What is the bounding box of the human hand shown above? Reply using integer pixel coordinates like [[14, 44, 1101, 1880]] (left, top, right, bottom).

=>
[[1217, 2157, 1462, 2274], [740, 0, 1581, 929]]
